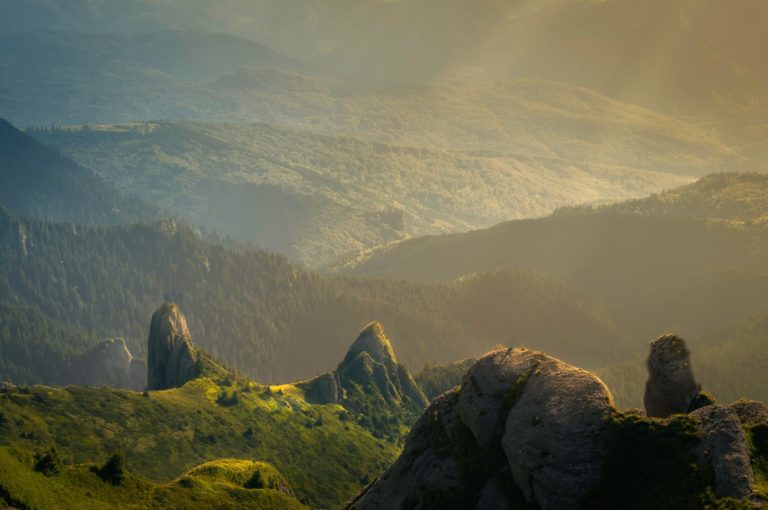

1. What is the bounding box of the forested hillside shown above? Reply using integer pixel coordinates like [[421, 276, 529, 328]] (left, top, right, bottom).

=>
[[31, 100, 725, 264], [341, 173, 768, 356], [0, 119, 156, 225], [557, 172, 768, 223], [0, 207, 625, 385]]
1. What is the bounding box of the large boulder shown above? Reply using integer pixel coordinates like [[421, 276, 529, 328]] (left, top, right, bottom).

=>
[[71, 337, 146, 390], [457, 347, 542, 448], [345, 390, 468, 510], [644, 335, 700, 418], [349, 342, 768, 510], [691, 405, 755, 500], [501, 353, 614, 510], [302, 371, 341, 405], [147, 303, 199, 390], [348, 348, 615, 510]]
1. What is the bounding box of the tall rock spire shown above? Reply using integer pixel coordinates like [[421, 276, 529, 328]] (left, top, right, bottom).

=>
[[147, 303, 199, 390]]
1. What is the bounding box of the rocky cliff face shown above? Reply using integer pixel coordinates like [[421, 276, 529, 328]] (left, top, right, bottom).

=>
[[70, 337, 147, 390], [347, 343, 768, 510], [147, 303, 199, 391]]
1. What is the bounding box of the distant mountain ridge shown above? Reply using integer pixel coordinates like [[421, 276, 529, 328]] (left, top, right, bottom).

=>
[[338, 173, 768, 362], [3, 0, 765, 117]]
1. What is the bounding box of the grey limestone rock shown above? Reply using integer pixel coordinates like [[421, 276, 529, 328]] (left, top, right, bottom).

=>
[[147, 303, 199, 390]]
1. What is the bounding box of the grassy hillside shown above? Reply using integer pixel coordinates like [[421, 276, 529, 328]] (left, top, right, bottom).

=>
[[0, 450, 307, 510], [0, 373, 397, 509], [0, 205, 626, 385]]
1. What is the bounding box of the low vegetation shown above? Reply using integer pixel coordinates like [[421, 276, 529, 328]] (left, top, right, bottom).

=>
[[0, 376, 397, 509], [0, 447, 308, 510]]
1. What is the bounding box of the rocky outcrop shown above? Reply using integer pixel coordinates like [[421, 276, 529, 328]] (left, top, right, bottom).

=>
[[302, 371, 341, 405], [691, 405, 755, 500], [343, 389, 468, 510], [348, 347, 615, 510], [348, 343, 768, 510], [501, 352, 614, 509], [147, 303, 199, 390], [299, 322, 428, 438], [336, 322, 428, 409], [644, 334, 701, 418], [71, 338, 147, 390]]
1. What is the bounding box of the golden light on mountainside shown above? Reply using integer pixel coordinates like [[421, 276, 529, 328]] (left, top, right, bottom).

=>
[[1, 1, 767, 508]]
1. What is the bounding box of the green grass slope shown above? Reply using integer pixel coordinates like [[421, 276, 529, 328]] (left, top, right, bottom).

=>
[[0, 449, 307, 510], [0, 375, 397, 509]]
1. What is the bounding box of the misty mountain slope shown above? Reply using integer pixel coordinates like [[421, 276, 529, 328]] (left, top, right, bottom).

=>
[[562, 172, 768, 224], [0, 118, 156, 225], [30, 91, 731, 264], [339, 174, 768, 349], [4, 0, 766, 118]]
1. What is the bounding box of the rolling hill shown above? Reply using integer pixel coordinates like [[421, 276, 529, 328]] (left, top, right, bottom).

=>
[[0, 322, 407, 509], [338, 173, 768, 353], [30, 85, 734, 265]]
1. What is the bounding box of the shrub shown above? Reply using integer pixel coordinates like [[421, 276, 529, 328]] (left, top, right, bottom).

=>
[[33, 447, 61, 476], [95, 450, 126, 485]]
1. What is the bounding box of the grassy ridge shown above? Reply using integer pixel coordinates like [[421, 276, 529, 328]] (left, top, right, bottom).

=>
[[0, 377, 398, 509], [0, 448, 307, 510]]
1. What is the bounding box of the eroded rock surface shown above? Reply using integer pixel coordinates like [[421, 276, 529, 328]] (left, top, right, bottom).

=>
[[347, 342, 768, 510], [147, 303, 199, 390], [691, 405, 755, 500], [348, 348, 614, 510], [71, 338, 146, 390], [644, 335, 700, 418]]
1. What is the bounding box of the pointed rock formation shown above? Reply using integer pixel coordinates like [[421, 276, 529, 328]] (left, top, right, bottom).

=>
[[644, 334, 701, 418], [342, 322, 398, 370], [300, 322, 428, 437], [337, 322, 428, 409], [71, 338, 147, 390], [147, 303, 199, 390]]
